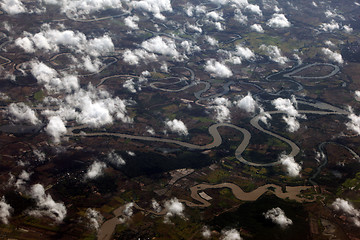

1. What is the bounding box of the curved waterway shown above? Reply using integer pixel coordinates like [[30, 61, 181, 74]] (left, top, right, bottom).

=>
[[97, 182, 312, 240]]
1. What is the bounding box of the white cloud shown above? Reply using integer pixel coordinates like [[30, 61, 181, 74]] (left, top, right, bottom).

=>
[[205, 36, 218, 46], [221, 229, 242, 240], [279, 154, 302, 177], [54, 0, 123, 18], [141, 36, 180, 58], [15, 25, 114, 56], [202, 226, 211, 239], [107, 150, 126, 167], [245, 4, 262, 16], [130, 0, 172, 20], [45, 116, 67, 143], [234, 92, 257, 113], [165, 119, 188, 136], [164, 198, 185, 224], [86, 208, 103, 230], [346, 108, 360, 135], [332, 198, 360, 227], [260, 45, 289, 65], [123, 48, 157, 65], [30, 60, 80, 93], [28, 184, 67, 222], [119, 202, 134, 223], [210, 97, 232, 123], [320, 20, 340, 32], [33, 149, 46, 162], [0, 0, 26, 15], [82, 56, 102, 73], [85, 161, 106, 179], [205, 59, 233, 78], [263, 207, 293, 228], [0, 197, 12, 224], [206, 11, 224, 21], [233, 9, 247, 24], [272, 97, 300, 117], [282, 115, 300, 132], [8, 102, 40, 125], [250, 24, 264, 33], [343, 25, 353, 33], [151, 199, 162, 213], [355, 91, 360, 99], [321, 48, 344, 64], [124, 15, 139, 29], [234, 45, 255, 61], [267, 13, 291, 28], [123, 79, 138, 93], [186, 23, 202, 33]]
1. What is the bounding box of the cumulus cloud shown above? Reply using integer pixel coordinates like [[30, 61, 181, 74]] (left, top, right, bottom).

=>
[[320, 20, 340, 32], [260, 45, 289, 65], [165, 119, 188, 136], [205, 36, 218, 46], [245, 4, 262, 16], [0, 197, 12, 224], [206, 11, 224, 21], [346, 108, 360, 135], [205, 59, 233, 78], [202, 226, 211, 239], [15, 170, 31, 190], [264, 207, 292, 228], [123, 48, 157, 65], [234, 45, 255, 61], [130, 0, 172, 20], [221, 229, 242, 240], [279, 154, 302, 177], [50, 0, 123, 18], [343, 25, 353, 33], [30, 60, 79, 93], [267, 13, 291, 28], [272, 96, 305, 132], [210, 97, 232, 123], [151, 199, 162, 213], [45, 116, 67, 143], [234, 92, 257, 113], [250, 24, 264, 33], [42, 85, 133, 128], [141, 36, 180, 59], [8, 102, 40, 125], [119, 202, 134, 223], [0, 0, 26, 15], [86, 208, 103, 230], [321, 48, 344, 64], [233, 9, 247, 24], [33, 149, 46, 162], [85, 161, 106, 179], [107, 150, 126, 167], [124, 15, 139, 29], [28, 184, 67, 222], [332, 198, 360, 227], [164, 198, 185, 224], [15, 25, 114, 56]]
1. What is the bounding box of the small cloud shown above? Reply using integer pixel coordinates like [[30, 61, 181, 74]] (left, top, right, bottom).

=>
[[250, 24, 264, 33], [205, 36, 218, 46], [205, 59, 233, 78], [322, 48, 344, 64], [124, 15, 139, 29], [118, 202, 134, 223], [320, 20, 340, 32], [165, 119, 188, 136], [260, 45, 289, 65], [151, 199, 162, 213], [130, 0, 172, 20], [28, 184, 67, 222], [234, 92, 257, 113], [45, 116, 67, 143], [0, 0, 26, 15], [263, 207, 293, 228], [85, 161, 106, 179], [267, 13, 291, 28], [86, 208, 103, 230], [209, 97, 232, 123], [141, 36, 180, 59], [8, 102, 40, 125], [221, 229, 242, 240], [107, 150, 126, 167], [279, 154, 302, 177], [202, 226, 211, 239], [163, 198, 185, 224], [332, 198, 360, 227], [0, 196, 13, 224]]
